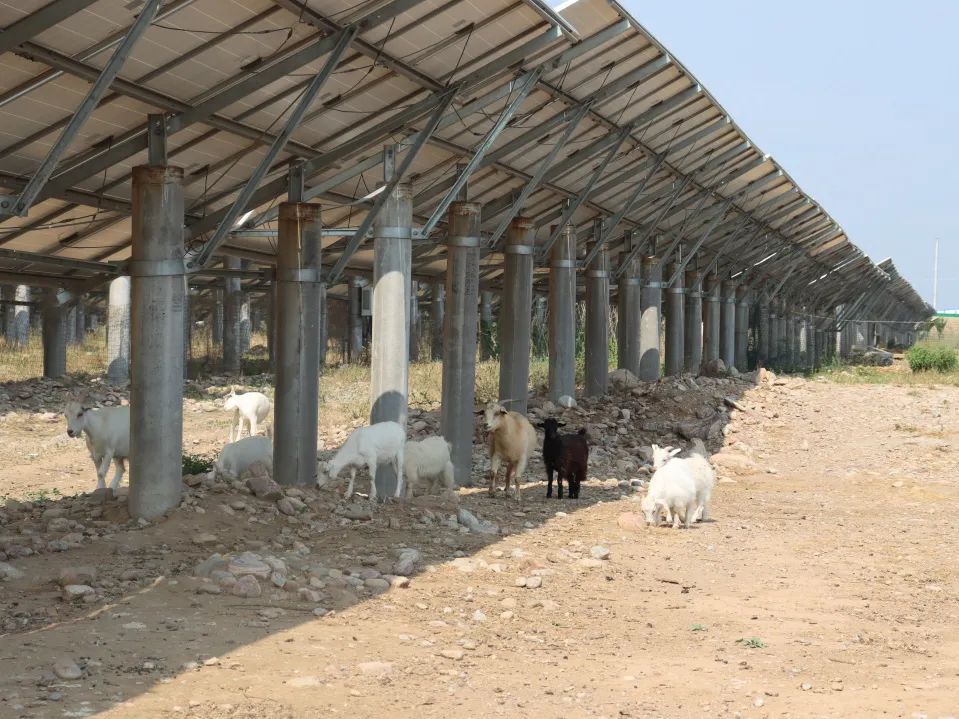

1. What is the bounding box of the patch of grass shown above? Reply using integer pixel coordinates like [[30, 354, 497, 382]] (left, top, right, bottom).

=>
[[737, 637, 765, 649], [182, 452, 215, 476], [12, 488, 63, 505], [906, 344, 958, 373], [816, 360, 959, 387], [691, 624, 708, 632]]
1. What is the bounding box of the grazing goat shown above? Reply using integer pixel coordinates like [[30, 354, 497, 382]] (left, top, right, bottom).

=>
[[642, 440, 715, 528], [63, 401, 129, 493], [214, 436, 273, 480], [224, 388, 271, 441], [478, 402, 537, 503], [651, 439, 715, 522], [537, 418, 588, 499], [316, 421, 405, 502], [403, 436, 455, 498]]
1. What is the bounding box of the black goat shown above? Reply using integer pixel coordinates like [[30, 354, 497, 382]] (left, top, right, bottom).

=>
[[537, 417, 589, 499]]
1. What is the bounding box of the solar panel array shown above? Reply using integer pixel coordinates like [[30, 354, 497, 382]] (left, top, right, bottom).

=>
[[0, 0, 931, 322]]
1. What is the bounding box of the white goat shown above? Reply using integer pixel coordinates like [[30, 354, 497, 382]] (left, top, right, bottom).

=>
[[643, 440, 715, 527], [479, 402, 537, 503], [214, 436, 273, 480], [224, 388, 271, 441], [63, 401, 129, 493], [316, 421, 405, 502], [403, 436, 454, 498]]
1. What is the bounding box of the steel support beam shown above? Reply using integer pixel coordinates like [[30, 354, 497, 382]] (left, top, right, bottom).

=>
[[548, 222, 577, 401], [638, 255, 662, 381], [498, 217, 534, 413], [585, 223, 609, 396]]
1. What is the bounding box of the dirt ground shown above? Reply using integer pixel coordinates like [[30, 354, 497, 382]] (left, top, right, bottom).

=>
[[1, 372, 958, 719]]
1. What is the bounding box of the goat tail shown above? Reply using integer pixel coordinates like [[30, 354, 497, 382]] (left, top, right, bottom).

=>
[[690, 437, 708, 457]]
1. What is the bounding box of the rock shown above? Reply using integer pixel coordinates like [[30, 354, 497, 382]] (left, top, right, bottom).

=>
[[357, 661, 393, 677], [577, 558, 605, 568], [758, 367, 777, 384], [457, 507, 499, 535], [341, 503, 373, 521], [675, 419, 712, 441], [228, 555, 272, 579], [62, 584, 95, 601], [393, 548, 421, 576], [192, 533, 219, 546], [524, 575, 542, 589], [608, 368, 640, 390], [245, 474, 282, 501], [194, 554, 228, 578], [298, 588, 323, 602], [365, 577, 390, 593], [0, 561, 24, 580], [616, 513, 646, 531], [390, 576, 410, 588], [52, 657, 83, 680], [700, 358, 727, 378], [183, 474, 204, 487], [590, 545, 611, 561], [276, 497, 305, 516], [710, 451, 758, 474], [472, 609, 487, 622], [230, 575, 262, 598], [58, 566, 97, 587], [557, 395, 577, 409], [440, 648, 464, 661], [196, 583, 222, 595]]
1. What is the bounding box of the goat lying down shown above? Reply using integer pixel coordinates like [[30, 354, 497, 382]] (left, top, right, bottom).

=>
[[64, 400, 129, 493], [316, 421, 405, 502]]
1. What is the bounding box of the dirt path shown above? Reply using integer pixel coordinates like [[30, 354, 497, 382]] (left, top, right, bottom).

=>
[[2, 377, 958, 718]]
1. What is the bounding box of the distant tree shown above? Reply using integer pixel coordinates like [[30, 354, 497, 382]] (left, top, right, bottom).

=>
[[932, 316, 948, 339]]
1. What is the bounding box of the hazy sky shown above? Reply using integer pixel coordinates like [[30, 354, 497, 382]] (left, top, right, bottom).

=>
[[554, 0, 957, 310]]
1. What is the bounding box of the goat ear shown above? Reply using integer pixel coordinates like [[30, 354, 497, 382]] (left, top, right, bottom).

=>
[[669, 447, 682, 457], [536, 422, 545, 428], [498, 409, 508, 416]]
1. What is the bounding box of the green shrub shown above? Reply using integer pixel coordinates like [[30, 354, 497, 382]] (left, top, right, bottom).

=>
[[182, 452, 215, 476], [906, 345, 958, 373]]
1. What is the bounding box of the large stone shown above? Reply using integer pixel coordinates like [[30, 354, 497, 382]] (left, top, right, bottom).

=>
[[341, 503, 372, 521], [710, 451, 758, 474], [246, 474, 282, 501], [194, 554, 228, 578], [0, 561, 24, 580], [616, 512, 646, 531], [457, 508, 498, 535], [230, 575, 262, 598], [62, 584, 95, 601], [58, 566, 96, 587], [228, 555, 272, 579], [608, 368, 640, 390], [52, 657, 83, 680], [700, 358, 727, 378], [393, 548, 421, 576], [357, 661, 393, 677], [277, 497, 306, 516]]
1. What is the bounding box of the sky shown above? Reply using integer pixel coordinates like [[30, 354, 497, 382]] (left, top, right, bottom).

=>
[[552, 0, 958, 310]]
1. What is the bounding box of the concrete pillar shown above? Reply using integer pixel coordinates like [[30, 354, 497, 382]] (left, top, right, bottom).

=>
[[74, 298, 85, 345], [265, 284, 275, 370], [768, 304, 779, 368], [222, 258, 242, 373], [370, 181, 412, 499], [735, 286, 749, 371], [239, 265, 251, 354], [790, 311, 800, 369], [409, 280, 420, 362], [441, 202, 480, 487], [431, 281, 445, 361], [274, 203, 322, 487], [12, 285, 30, 346], [211, 288, 224, 347], [107, 276, 131, 385], [479, 290, 494, 361], [182, 279, 191, 378], [42, 289, 67, 378], [683, 269, 702, 375], [65, 304, 76, 345], [617, 250, 641, 376], [498, 217, 534, 413], [548, 223, 576, 401], [702, 273, 720, 363], [585, 238, 609, 396], [664, 262, 684, 376], [128, 164, 184, 520], [638, 256, 662, 381], [757, 295, 770, 365], [778, 302, 788, 366], [348, 277, 364, 362], [318, 283, 327, 370], [720, 280, 736, 369]]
